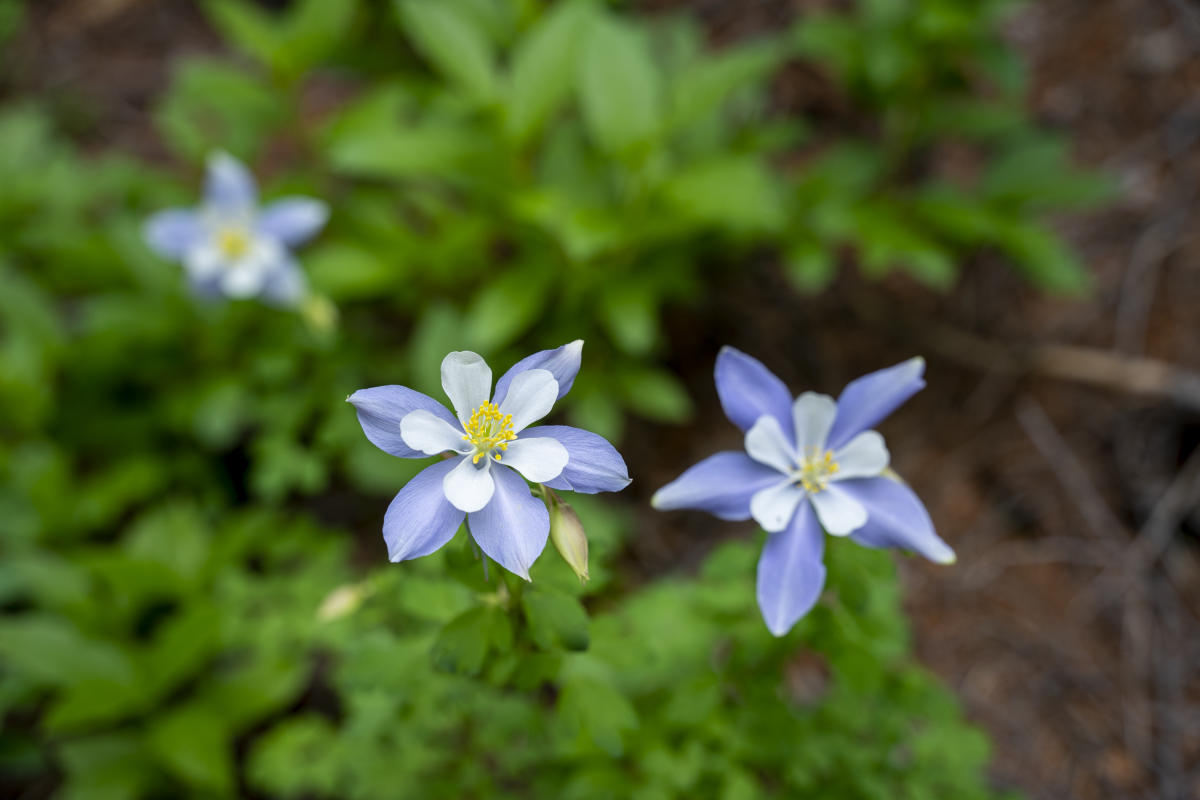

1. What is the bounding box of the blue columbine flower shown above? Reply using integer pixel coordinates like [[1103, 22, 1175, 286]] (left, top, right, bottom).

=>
[[143, 152, 328, 306], [652, 347, 955, 636], [348, 341, 631, 579]]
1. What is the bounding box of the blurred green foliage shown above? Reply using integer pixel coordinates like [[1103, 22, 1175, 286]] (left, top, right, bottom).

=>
[[0, 0, 1103, 795]]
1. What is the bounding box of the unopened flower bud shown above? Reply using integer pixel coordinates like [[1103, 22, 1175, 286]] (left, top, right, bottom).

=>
[[317, 582, 367, 621], [302, 293, 338, 334], [545, 488, 589, 583]]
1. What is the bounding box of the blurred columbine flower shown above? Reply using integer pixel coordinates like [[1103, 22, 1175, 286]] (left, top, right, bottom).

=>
[[143, 151, 328, 306], [348, 341, 631, 580], [652, 347, 955, 636]]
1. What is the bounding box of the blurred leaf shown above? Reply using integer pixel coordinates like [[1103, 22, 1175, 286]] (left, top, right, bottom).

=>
[[670, 37, 784, 129], [57, 735, 146, 800], [203, 0, 280, 69], [559, 675, 637, 756], [0, 616, 136, 688], [306, 242, 398, 300], [431, 607, 491, 675], [201, 655, 308, 731], [992, 220, 1090, 294], [45, 678, 147, 733], [983, 137, 1115, 211], [464, 264, 551, 351], [142, 604, 223, 699], [619, 368, 692, 424], [577, 13, 661, 155], [247, 716, 338, 797], [155, 58, 285, 162], [145, 705, 234, 795], [784, 238, 836, 293], [663, 157, 785, 233], [396, 0, 498, 103], [599, 282, 659, 357], [522, 585, 589, 651], [506, 0, 590, 143], [327, 120, 485, 181]]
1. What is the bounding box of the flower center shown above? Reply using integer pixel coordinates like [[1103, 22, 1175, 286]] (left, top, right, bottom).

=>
[[793, 447, 839, 493], [217, 228, 251, 259], [462, 402, 516, 464]]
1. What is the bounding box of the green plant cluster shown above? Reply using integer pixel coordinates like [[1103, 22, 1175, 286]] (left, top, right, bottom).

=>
[[0, 0, 1092, 796]]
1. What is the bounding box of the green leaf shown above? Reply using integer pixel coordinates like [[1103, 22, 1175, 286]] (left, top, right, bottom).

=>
[[576, 14, 661, 155], [431, 607, 490, 675], [506, 0, 590, 143], [619, 368, 693, 424], [203, 0, 281, 69], [142, 604, 223, 699], [662, 157, 785, 234], [464, 264, 551, 351], [44, 679, 148, 733], [992, 221, 1090, 294], [155, 58, 285, 161], [306, 242, 397, 300], [559, 676, 637, 756], [283, 0, 360, 76], [784, 238, 836, 293], [983, 137, 1115, 212], [200, 655, 308, 732], [0, 616, 136, 688], [58, 735, 146, 800], [396, 0, 498, 103], [522, 585, 589, 651], [599, 282, 659, 356], [145, 705, 234, 795], [247, 716, 338, 798], [669, 38, 783, 129], [327, 122, 485, 181]]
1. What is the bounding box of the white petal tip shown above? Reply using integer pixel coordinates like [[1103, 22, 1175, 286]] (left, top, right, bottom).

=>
[[933, 549, 957, 565]]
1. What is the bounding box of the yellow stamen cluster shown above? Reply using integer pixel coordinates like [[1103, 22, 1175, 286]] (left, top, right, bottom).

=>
[[462, 402, 516, 464], [795, 448, 839, 493], [217, 228, 251, 259]]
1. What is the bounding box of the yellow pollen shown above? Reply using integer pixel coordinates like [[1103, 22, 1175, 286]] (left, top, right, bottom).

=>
[[461, 402, 516, 464], [217, 228, 251, 259], [795, 447, 839, 493]]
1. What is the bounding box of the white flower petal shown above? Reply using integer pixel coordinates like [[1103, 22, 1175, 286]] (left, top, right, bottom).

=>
[[792, 391, 837, 453], [441, 351, 492, 424], [744, 415, 796, 474], [497, 368, 558, 432], [750, 480, 807, 533], [497, 436, 568, 483], [183, 242, 224, 279], [809, 485, 868, 536], [831, 430, 889, 480], [443, 456, 495, 513], [220, 264, 268, 298], [400, 409, 469, 456]]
